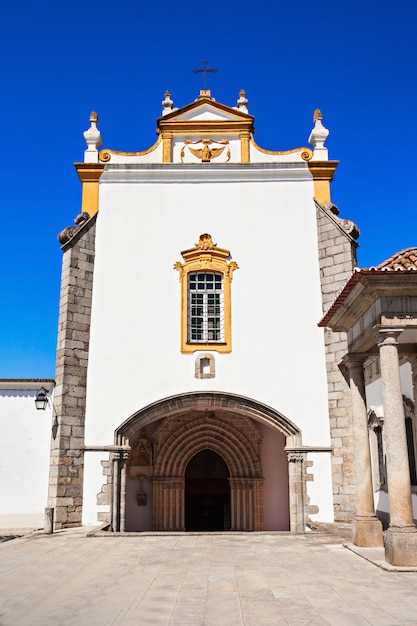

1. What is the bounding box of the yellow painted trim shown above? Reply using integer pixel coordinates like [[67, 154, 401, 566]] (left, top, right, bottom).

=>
[[240, 131, 250, 163], [99, 136, 162, 162], [308, 160, 339, 205], [174, 234, 238, 354], [162, 131, 172, 163], [250, 137, 313, 161], [157, 121, 255, 138], [74, 163, 105, 216]]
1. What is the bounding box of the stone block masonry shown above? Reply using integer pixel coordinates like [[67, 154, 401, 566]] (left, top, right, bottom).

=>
[[48, 215, 96, 529], [316, 200, 359, 522]]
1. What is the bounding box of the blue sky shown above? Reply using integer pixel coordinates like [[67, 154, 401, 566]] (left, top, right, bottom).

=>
[[1, 0, 416, 377]]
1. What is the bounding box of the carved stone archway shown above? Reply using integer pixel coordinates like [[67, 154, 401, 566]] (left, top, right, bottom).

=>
[[152, 413, 263, 531], [114, 392, 304, 533]]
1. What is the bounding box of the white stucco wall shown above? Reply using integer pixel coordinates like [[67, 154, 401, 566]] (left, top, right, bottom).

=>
[[82, 163, 332, 524], [0, 385, 53, 530]]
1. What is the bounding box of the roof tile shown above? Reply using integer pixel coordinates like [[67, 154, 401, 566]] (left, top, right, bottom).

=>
[[374, 247, 417, 271]]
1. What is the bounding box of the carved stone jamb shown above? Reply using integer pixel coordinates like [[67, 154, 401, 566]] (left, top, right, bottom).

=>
[[111, 449, 129, 532], [286, 450, 306, 533], [347, 355, 383, 547], [228, 478, 264, 531], [152, 478, 185, 531], [128, 429, 154, 506], [376, 327, 417, 566]]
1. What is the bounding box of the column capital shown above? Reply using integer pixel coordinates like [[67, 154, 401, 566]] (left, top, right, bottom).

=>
[[374, 326, 404, 346], [286, 451, 304, 463], [344, 353, 368, 369]]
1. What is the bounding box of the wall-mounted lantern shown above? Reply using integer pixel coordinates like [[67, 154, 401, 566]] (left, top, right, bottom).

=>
[[35, 387, 49, 410]]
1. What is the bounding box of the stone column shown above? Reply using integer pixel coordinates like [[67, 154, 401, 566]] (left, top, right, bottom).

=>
[[286, 452, 305, 533], [376, 328, 417, 566], [119, 451, 129, 533], [111, 452, 121, 532], [348, 356, 383, 546]]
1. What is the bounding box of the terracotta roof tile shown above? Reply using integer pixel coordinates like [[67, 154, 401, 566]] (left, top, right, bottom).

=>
[[373, 247, 417, 271], [318, 247, 417, 328]]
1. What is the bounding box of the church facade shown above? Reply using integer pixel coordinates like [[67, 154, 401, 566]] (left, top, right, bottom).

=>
[[48, 88, 361, 533]]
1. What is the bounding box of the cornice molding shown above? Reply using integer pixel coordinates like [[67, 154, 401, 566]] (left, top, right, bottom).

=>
[[99, 162, 312, 184]]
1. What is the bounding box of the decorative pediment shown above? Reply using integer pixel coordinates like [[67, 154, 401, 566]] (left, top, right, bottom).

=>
[[174, 233, 238, 276], [157, 93, 254, 141], [158, 98, 253, 125]]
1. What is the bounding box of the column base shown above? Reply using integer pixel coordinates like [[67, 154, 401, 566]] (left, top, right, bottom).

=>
[[352, 515, 384, 547], [385, 526, 417, 566]]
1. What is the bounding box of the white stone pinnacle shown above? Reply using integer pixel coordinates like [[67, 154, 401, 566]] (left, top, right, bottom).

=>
[[308, 109, 329, 160], [83, 112, 102, 163], [235, 89, 248, 114], [162, 90, 177, 116]]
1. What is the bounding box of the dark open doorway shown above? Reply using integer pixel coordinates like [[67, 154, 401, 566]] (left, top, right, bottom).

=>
[[185, 449, 231, 531]]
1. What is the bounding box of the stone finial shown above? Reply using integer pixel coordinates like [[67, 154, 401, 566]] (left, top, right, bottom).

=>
[[195, 89, 215, 101], [236, 89, 249, 114], [83, 111, 102, 163], [308, 108, 329, 160], [162, 90, 176, 116], [313, 109, 323, 121]]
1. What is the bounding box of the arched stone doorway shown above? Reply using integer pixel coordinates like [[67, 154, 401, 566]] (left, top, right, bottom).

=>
[[152, 413, 264, 531], [112, 392, 304, 533], [185, 450, 230, 531]]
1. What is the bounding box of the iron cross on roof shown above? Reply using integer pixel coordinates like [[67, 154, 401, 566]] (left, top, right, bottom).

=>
[[193, 60, 217, 89]]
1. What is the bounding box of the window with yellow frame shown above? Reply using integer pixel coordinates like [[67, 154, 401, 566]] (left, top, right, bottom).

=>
[[174, 234, 238, 354]]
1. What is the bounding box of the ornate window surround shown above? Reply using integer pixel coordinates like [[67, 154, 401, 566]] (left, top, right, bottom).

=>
[[174, 234, 238, 354]]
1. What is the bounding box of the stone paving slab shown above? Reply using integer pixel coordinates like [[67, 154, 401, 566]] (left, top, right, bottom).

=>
[[345, 543, 417, 572], [0, 528, 417, 625]]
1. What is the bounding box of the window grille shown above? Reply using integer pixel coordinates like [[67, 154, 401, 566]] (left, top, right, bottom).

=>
[[188, 272, 224, 342]]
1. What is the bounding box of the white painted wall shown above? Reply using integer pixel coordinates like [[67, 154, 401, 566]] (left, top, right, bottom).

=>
[[82, 163, 331, 524], [306, 453, 335, 523], [0, 386, 53, 530]]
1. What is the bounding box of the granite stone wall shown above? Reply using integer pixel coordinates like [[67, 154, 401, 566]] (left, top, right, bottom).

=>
[[316, 201, 359, 521], [47, 216, 96, 529]]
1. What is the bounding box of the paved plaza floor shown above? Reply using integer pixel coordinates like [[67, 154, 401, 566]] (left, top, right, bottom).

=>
[[1, 525, 417, 625]]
